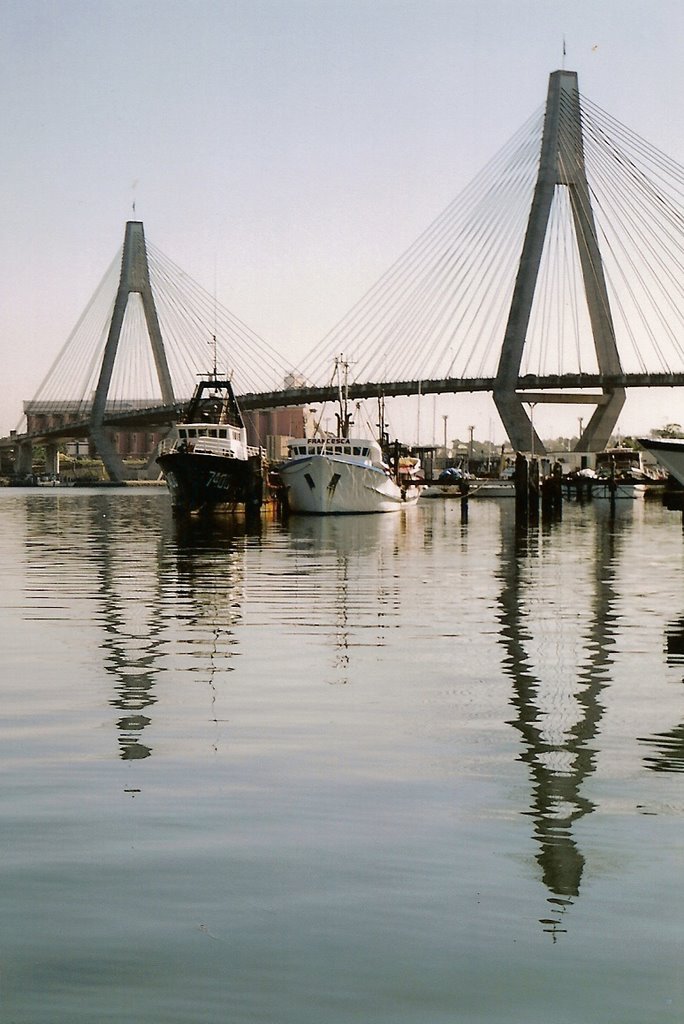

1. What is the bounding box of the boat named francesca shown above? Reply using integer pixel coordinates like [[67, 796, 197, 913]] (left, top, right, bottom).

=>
[[279, 356, 422, 515], [280, 434, 421, 514]]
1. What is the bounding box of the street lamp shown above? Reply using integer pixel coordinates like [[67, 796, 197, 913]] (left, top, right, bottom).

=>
[[443, 414, 448, 455]]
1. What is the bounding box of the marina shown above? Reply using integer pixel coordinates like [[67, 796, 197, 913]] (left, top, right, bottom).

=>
[[3, 25, 684, 1022]]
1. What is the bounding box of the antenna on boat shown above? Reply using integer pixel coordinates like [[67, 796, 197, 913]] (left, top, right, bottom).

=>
[[209, 333, 218, 380]]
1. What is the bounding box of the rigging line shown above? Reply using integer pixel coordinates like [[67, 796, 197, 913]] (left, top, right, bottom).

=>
[[44, 279, 113, 399], [153, 294, 195, 381], [557, 187, 584, 372], [589, 158, 684, 352], [554, 145, 619, 346], [148, 242, 296, 380], [581, 110, 684, 253], [588, 186, 659, 372], [301, 125, 544, 370], [592, 150, 684, 288], [453, 181, 536, 378], [364, 194, 511, 376], [341, 142, 540, 382], [463, 158, 547, 374], [585, 138, 684, 361], [331, 139, 542, 377], [551, 159, 588, 374], [444, 186, 531, 378], [541, 196, 563, 376], [581, 94, 684, 190], [300, 108, 545, 377], [29, 250, 122, 404]]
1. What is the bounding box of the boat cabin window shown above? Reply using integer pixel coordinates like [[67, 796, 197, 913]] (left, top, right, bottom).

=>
[[352, 447, 361, 456], [188, 429, 197, 438]]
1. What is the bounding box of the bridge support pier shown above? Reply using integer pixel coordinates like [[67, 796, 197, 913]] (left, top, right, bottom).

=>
[[44, 443, 60, 478], [15, 440, 33, 478]]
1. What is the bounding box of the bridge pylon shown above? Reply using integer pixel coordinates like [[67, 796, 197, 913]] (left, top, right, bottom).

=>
[[494, 70, 625, 454], [90, 220, 175, 481]]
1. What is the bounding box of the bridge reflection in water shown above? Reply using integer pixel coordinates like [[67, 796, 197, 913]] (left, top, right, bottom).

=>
[[15, 489, 684, 949], [495, 505, 629, 934]]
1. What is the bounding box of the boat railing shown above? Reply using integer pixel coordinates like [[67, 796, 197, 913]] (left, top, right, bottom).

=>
[[158, 437, 264, 459]]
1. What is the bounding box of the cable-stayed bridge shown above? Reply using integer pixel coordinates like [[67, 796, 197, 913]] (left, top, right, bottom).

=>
[[7, 68, 684, 480]]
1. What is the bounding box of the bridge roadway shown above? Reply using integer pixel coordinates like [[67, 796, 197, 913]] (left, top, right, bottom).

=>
[[2, 371, 684, 447]]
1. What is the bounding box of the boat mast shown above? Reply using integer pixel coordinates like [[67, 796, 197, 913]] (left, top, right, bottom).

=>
[[210, 334, 218, 380], [335, 354, 352, 438]]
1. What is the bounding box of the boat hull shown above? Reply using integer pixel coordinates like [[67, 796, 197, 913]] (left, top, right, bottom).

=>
[[637, 438, 684, 487], [156, 451, 265, 514], [590, 481, 647, 500], [280, 454, 419, 514]]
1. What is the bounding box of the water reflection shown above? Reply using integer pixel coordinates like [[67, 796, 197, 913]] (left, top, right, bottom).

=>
[[20, 492, 253, 761], [286, 513, 405, 685], [20, 493, 166, 758], [496, 508, 626, 930], [639, 617, 684, 773]]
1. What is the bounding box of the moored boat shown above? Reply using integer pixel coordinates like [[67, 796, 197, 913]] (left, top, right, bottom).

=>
[[279, 356, 422, 515], [280, 435, 421, 514], [591, 446, 662, 499], [421, 467, 514, 499], [156, 376, 267, 515], [636, 437, 684, 487]]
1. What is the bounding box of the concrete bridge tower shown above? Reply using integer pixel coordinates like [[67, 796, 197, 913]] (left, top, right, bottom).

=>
[[90, 220, 175, 481], [494, 70, 625, 454]]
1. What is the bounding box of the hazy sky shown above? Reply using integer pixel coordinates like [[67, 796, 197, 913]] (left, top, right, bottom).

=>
[[2, 0, 684, 442]]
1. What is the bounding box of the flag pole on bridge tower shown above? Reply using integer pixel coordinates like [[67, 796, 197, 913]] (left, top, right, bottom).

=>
[[90, 220, 176, 482], [493, 69, 625, 455]]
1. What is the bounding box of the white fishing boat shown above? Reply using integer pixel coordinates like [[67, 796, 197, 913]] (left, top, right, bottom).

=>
[[636, 437, 684, 487], [279, 357, 422, 515], [280, 435, 421, 514]]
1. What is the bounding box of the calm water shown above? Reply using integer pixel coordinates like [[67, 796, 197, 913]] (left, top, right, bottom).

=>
[[1, 487, 683, 1023]]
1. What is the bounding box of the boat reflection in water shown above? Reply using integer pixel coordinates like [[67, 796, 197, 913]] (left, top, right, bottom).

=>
[[285, 512, 406, 685], [638, 617, 684, 773]]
